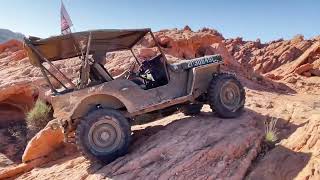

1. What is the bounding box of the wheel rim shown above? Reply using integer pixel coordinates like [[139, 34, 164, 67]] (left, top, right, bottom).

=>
[[219, 80, 241, 111], [88, 116, 123, 153]]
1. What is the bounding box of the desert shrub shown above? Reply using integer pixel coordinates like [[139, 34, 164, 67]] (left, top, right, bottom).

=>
[[26, 99, 52, 135], [264, 117, 278, 143]]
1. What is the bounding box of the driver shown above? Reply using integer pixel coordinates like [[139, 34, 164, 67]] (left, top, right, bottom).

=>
[[116, 54, 167, 89], [138, 54, 168, 89]]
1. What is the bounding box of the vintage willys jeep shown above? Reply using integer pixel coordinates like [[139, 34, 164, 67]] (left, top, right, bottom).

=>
[[24, 28, 245, 163]]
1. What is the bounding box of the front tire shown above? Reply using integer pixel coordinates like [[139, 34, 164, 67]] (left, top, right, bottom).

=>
[[208, 73, 245, 118], [75, 109, 131, 164]]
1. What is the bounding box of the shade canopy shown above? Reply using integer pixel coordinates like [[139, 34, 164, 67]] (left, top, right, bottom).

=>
[[25, 28, 151, 65]]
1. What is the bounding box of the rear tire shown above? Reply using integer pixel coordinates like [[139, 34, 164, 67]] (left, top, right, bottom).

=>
[[75, 109, 131, 164], [181, 104, 203, 116], [208, 73, 245, 118]]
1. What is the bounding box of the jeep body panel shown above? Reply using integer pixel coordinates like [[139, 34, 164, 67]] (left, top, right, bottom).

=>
[[51, 67, 189, 120], [51, 60, 221, 127]]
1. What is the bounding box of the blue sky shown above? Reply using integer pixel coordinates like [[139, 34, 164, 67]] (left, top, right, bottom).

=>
[[0, 0, 318, 42]]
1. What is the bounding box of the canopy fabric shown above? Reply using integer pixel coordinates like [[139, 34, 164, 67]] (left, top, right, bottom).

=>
[[25, 29, 150, 65]]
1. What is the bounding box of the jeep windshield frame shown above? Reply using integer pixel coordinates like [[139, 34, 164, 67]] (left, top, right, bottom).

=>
[[24, 28, 169, 94]]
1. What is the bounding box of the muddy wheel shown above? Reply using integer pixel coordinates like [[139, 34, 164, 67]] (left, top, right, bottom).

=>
[[75, 109, 131, 164], [181, 104, 203, 116], [208, 73, 245, 118]]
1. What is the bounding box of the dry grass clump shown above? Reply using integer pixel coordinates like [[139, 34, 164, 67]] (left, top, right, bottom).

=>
[[26, 99, 52, 135], [264, 117, 278, 143]]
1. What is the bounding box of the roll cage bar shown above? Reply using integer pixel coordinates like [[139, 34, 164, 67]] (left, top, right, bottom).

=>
[[24, 29, 169, 94]]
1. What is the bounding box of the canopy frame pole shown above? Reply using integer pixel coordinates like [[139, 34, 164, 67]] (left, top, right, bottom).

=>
[[43, 66, 69, 90], [130, 49, 141, 66], [24, 38, 76, 88], [80, 32, 92, 88], [149, 31, 170, 80], [39, 64, 58, 94]]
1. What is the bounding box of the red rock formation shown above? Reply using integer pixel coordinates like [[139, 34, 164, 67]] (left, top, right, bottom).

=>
[[0, 85, 38, 128], [106, 27, 239, 76], [248, 114, 320, 179], [294, 63, 313, 75], [0, 39, 23, 53], [0, 39, 27, 61], [225, 34, 320, 80], [155, 28, 225, 60], [266, 41, 320, 79], [225, 35, 313, 73], [137, 47, 157, 59], [22, 121, 64, 163], [10, 50, 27, 61]]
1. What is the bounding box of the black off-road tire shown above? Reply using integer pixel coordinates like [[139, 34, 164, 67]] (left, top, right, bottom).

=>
[[208, 73, 245, 118], [181, 104, 203, 116], [75, 109, 131, 164]]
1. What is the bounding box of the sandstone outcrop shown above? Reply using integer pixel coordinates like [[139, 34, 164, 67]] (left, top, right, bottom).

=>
[[106, 27, 238, 76], [12, 105, 263, 180], [0, 84, 37, 128], [248, 113, 320, 180], [87, 110, 262, 180], [224, 35, 320, 79], [22, 120, 64, 163], [0, 39, 23, 54]]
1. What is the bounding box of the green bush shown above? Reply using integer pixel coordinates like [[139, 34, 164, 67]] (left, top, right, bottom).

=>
[[26, 100, 52, 133]]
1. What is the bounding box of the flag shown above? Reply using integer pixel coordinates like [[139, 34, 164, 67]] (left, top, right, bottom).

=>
[[61, 1, 73, 34]]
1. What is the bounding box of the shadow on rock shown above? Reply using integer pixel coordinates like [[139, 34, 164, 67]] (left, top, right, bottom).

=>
[[244, 108, 307, 141], [235, 72, 297, 95], [0, 121, 28, 164], [247, 145, 311, 180], [242, 109, 312, 180]]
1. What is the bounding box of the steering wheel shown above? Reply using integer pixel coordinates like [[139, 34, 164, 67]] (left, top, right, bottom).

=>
[[124, 61, 138, 79]]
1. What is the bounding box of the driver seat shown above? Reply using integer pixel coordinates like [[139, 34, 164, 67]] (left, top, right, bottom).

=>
[[139, 54, 168, 89]]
